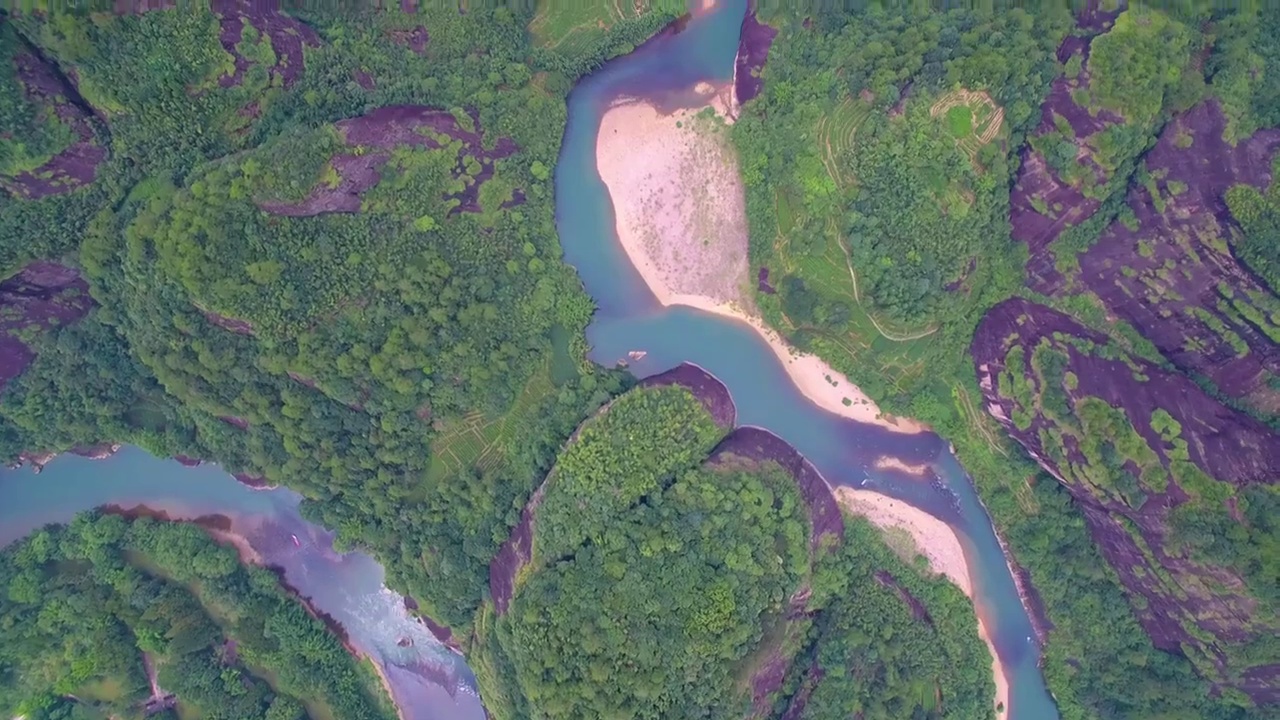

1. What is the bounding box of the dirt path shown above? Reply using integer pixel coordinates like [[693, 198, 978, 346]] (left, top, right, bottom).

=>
[[833, 236, 939, 342]]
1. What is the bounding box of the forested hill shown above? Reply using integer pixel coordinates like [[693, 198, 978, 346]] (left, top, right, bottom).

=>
[[0, 1, 672, 644], [3, 3, 1279, 720], [733, 1, 1279, 717], [473, 373, 995, 720], [0, 512, 395, 720]]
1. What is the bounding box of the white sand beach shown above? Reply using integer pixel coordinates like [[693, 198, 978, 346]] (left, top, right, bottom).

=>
[[835, 488, 1010, 716], [874, 455, 933, 477], [595, 86, 925, 435]]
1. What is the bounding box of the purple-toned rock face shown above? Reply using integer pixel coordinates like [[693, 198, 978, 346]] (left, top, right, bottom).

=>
[[2, 52, 105, 199], [733, 6, 776, 105], [388, 25, 430, 55], [707, 426, 843, 549], [257, 153, 388, 217], [492, 366, 735, 615], [757, 266, 776, 294], [488, 491, 535, 615], [334, 105, 519, 216], [639, 361, 736, 428], [352, 69, 376, 90], [0, 262, 95, 390], [255, 105, 522, 220], [201, 308, 254, 335], [210, 0, 321, 89], [1076, 0, 1122, 33], [1008, 13, 1122, 293], [1079, 100, 1280, 408], [972, 298, 1280, 702]]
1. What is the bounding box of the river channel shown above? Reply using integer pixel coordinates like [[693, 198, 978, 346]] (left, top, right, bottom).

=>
[[554, 1, 1060, 718], [0, 2, 1058, 719]]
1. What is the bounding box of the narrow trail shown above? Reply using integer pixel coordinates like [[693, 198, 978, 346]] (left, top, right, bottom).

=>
[[833, 235, 939, 342]]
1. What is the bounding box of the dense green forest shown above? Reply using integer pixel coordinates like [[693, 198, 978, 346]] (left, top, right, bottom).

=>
[[0, 512, 393, 720], [0, 1, 661, 643], [473, 383, 993, 720], [1226, 156, 1280, 293], [3, 2, 1280, 720], [734, 3, 1280, 719]]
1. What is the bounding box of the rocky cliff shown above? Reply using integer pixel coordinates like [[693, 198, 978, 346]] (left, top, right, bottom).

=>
[[973, 298, 1279, 703]]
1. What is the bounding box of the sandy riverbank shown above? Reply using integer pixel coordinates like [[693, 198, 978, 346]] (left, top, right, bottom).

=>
[[595, 88, 925, 435], [835, 488, 1010, 716]]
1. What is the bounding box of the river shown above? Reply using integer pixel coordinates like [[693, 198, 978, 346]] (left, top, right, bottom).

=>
[[0, 2, 1058, 719], [0, 447, 485, 720], [553, 1, 1060, 718]]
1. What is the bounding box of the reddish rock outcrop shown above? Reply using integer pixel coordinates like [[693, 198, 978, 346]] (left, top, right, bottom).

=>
[[201, 308, 255, 336], [0, 262, 95, 390], [706, 426, 843, 549], [639, 362, 737, 429], [335, 105, 519, 216], [490, 363, 735, 614], [972, 297, 1280, 703], [1078, 100, 1280, 407], [387, 25, 429, 55], [210, 0, 321, 89], [1007, 5, 1124, 293], [259, 105, 521, 220], [2, 46, 106, 199], [733, 5, 776, 105], [257, 153, 387, 217]]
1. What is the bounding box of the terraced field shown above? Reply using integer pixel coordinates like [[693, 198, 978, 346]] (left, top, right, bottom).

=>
[[930, 89, 1004, 161], [426, 361, 555, 483], [816, 98, 871, 188], [764, 99, 942, 391], [529, 0, 681, 55]]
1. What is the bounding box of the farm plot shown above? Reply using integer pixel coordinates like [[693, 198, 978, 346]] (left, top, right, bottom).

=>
[[426, 361, 554, 484], [816, 99, 871, 188], [930, 89, 1004, 161], [529, 0, 680, 55]]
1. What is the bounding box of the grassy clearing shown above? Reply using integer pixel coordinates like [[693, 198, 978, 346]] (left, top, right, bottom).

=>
[[946, 104, 973, 137], [426, 360, 555, 483], [773, 211, 933, 390], [77, 676, 128, 704], [929, 89, 1004, 161], [765, 97, 939, 391], [762, 94, 947, 392]]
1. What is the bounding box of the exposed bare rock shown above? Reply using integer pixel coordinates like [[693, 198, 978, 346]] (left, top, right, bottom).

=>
[[0, 262, 95, 390], [972, 298, 1280, 703], [3, 48, 105, 199], [1079, 100, 1280, 409]]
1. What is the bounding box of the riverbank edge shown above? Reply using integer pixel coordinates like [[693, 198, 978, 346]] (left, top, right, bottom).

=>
[[594, 87, 1009, 716], [488, 362, 735, 615], [834, 488, 1011, 717], [95, 503, 406, 720], [594, 96, 927, 436]]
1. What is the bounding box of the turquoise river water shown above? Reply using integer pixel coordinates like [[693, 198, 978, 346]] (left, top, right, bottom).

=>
[[0, 3, 1058, 719], [554, 1, 1060, 718]]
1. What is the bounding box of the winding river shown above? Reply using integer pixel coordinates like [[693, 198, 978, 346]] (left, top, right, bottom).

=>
[[555, 2, 1059, 718], [0, 448, 486, 720], [0, 3, 1058, 719]]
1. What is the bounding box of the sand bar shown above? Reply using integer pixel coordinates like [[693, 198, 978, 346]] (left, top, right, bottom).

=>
[[595, 88, 924, 435], [874, 455, 933, 477], [835, 488, 1010, 716]]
